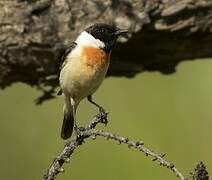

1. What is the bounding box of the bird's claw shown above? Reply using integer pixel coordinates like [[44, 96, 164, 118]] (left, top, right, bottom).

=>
[[97, 107, 108, 126], [74, 125, 83, 138]]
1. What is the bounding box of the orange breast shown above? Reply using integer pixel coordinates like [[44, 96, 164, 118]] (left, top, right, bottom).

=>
[[82, 46, 110, 68]]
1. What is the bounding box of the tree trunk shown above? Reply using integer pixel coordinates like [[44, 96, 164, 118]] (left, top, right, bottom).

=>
[[1, 0, 212, 103]]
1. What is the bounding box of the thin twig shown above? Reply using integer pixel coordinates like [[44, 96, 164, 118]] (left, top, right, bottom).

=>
[[43, 112, 187, 180], [89, 129, 187, 180], [43, 112, 108, 180]]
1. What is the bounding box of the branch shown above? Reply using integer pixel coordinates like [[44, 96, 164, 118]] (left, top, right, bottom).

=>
[[91, 129, 186, 180], [43, 112, 187, 180], [191, 162, 210, 180], [43, 112, 109, 180], [1, 0, 212, 103]]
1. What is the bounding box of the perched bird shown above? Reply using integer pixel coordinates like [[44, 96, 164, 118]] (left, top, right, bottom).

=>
[[59, 23, 127, 139]]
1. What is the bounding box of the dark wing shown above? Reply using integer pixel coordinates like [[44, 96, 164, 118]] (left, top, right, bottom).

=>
[[57, 42, 77, 95], [59, 42, 77, 70]]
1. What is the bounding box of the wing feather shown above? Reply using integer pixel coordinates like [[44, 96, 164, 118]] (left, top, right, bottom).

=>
[[57, 42, 77, 95], [59, 42, 77, 70]]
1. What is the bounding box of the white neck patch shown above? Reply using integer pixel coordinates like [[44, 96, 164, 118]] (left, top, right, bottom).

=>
[[75, 31, 105, 49]]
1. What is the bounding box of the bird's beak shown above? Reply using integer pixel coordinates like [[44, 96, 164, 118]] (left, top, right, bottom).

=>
[[115, 29, 128, 36]]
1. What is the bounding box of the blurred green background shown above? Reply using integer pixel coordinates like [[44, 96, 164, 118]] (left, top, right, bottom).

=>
[[0, 59, 212, 180]]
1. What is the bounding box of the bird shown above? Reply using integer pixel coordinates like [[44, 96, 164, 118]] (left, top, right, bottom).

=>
[[58, 23, 127, 139]]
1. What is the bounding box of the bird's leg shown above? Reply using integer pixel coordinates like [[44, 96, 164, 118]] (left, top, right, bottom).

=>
[[71, 99, 81, 138], [87, 95, 108, 125], [87, 95, 105, 113]]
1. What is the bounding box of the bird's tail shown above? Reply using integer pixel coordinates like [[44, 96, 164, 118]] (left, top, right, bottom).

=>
[[61, 98, 74, 140]]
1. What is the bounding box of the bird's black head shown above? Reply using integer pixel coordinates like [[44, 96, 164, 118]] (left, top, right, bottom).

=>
[[85, 23, 127, 53]]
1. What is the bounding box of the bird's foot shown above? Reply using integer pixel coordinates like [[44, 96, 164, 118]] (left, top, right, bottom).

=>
[[97, 107, 108, 126], [74, 125, 83, 138]]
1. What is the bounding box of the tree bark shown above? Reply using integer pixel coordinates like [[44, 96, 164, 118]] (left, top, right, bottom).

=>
[[1, 0, 212, 102]]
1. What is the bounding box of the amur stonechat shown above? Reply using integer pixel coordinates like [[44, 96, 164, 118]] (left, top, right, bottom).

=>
[[58, 23, 127, 139]]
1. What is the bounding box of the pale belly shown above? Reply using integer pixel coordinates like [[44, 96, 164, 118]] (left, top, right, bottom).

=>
[[60, 59, 109, 103]]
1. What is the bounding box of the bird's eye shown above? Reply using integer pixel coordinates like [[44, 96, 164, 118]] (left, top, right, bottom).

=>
[[100, 29, 105, 33]]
